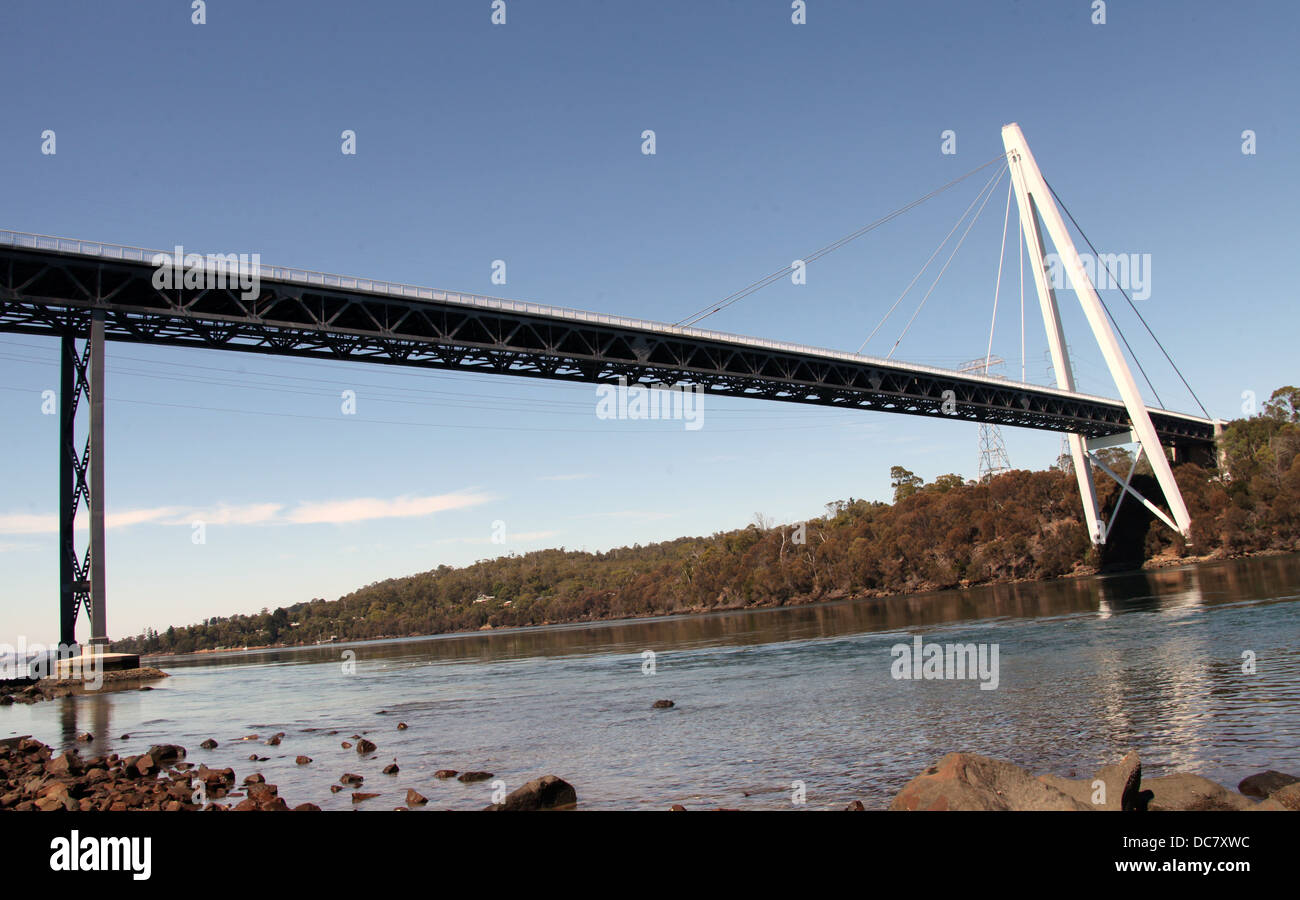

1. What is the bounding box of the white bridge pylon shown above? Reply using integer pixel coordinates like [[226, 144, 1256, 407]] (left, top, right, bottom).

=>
[[1002, 122, 1193, 545]]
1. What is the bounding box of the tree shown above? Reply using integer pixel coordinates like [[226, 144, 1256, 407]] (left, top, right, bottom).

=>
[[929, 473, 965, 493], [890, 466, 924, 502], [1263, 386, 1300, 423]]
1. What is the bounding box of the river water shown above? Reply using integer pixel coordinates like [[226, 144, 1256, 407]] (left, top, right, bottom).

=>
[[5, 554, 1299, 810]]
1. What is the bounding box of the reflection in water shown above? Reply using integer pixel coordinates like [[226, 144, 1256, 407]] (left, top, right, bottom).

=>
[[57, 692, 113, 757], [3, 553, 1298, 809]]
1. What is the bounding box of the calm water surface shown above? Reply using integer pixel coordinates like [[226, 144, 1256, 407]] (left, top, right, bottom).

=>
[[5, 554, 1299, 809]]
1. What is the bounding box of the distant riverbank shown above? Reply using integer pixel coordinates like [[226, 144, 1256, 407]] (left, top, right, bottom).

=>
[[128, 545, 1297, 659]]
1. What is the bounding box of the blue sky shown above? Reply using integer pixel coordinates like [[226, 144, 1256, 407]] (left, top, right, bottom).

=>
[[1, 0, 1296, 644]]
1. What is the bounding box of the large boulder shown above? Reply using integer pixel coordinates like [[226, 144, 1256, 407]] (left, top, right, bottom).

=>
[[1143, 774, 1254, 811], [1265, 783, 1300, 810], [890, 753, 1092, 811], [485, 775, 577, 811], [1038, 751, 1148, 810], [1238, 770, 1299, 799]]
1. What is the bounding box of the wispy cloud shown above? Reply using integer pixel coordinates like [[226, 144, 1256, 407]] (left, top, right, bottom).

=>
[[287, 490, 492, 525], [0, 512, 59, 536], [0, 490, 493, 534]]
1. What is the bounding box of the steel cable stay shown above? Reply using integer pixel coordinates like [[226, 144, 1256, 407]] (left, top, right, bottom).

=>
[[985, 176, 1015, 371], [885, 162, 1009, 360], [858, 162, 1008, 355], [674, 152, 1010, 329], [1043, 179, 1210, 420]]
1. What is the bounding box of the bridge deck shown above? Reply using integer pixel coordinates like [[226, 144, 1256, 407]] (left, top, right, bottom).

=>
[[0, 230, 1217, 448]]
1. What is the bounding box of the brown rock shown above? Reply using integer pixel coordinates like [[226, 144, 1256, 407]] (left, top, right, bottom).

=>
[[147, 745, 186, 765], [1249, 797, 1289, 811], [329, 784, 343, 793], [295, 755, 312, 765], [383, 763, 399, 775], [484, 775, 577, 811], [890, 753, 1093, 811], [1038, 750, 1146, 811], [340, 773, 364, 786], [406, 789, 428, 806], [38, 781, 71, 801], [199, 739, 218, 750], [243, 773, 265, 785], [1238, 770, 1299, 799], [351, 792, 380, 802], [434, 769, 458, 779], [293, 803, 322, 811], [233, 798, 259, 811], [194, 765, 235, 787], [45, 751, 81, 778], [75, 732, 93, 743], [844, 800, 865, 811], [341, 742, 352, 749], [247, 783, 278, 803], [669, 804, 686, 811], [1267, 783, 1300, 810], [397, 722, 408, 730], [458, 771, 493, 783], [134, 754, 157, 776], [265, 735, 281, 746], [652, 700, 674, 709], [356, 739, 377, 755], [1143, 774, 1254, 811]]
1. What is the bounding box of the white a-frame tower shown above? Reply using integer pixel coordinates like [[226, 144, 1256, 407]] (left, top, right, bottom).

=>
[[1002, 122, 1192, 546]]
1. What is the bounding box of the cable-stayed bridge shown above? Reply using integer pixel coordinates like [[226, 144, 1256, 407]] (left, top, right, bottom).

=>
[[0, 123, 1224, 649]]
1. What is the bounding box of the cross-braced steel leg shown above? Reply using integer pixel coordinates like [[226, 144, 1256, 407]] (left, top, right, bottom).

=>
[[58, 312, 108, 649]]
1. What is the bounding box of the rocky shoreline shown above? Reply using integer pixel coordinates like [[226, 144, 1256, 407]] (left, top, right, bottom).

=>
[[887, 751, 1299, 811], [0, 735, 576, 812], [3, 733, 1295, 811]]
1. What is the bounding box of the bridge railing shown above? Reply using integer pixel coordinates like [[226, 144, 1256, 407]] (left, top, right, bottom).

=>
[[0, 229, 1208, 422]]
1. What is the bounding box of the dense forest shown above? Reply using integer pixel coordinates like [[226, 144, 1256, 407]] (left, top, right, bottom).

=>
[[112, 386, 1300, 655]]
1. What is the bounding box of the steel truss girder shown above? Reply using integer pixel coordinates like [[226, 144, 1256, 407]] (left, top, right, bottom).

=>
[[0, 246, 1216, 449]]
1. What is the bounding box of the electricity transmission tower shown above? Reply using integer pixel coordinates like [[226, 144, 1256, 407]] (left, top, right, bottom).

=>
[[959, 356, 1013, 481]]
